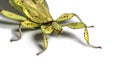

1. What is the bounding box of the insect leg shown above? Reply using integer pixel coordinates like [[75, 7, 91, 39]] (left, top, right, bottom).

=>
[[41, 25, 53, 35], [36, 25, 53, 55], [61, 22, 101, 48], [10, 24, 22, 42], [36, 34, 48, 55], [56, 13, 74, 22], [0, 10, 27, 21], [56, 13, 83, 22], [84, 28, 101, 48], [10, 20, 39, 42]]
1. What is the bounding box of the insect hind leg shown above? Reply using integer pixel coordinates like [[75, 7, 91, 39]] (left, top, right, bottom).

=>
[[61, 22, 101, 49]]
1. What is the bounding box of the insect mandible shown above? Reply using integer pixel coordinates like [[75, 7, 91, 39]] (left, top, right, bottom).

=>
[[0, 0, 101, 55]]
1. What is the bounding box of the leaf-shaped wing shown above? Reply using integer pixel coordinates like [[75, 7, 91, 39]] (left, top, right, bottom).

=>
[[10, 0, 53, 23], [9, 0, 24, 14]]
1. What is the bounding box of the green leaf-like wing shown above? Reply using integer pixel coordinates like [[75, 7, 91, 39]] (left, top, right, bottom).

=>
[[9, 0, 24, 14], [9, 0, 53, 23]]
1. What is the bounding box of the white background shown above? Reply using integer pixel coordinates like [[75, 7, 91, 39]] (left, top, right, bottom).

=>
[[0, 0, 120, 67]]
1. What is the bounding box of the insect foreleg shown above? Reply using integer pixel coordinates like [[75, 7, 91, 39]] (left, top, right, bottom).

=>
[[61, 22, 101, 48], [56, 13, 83, 22], [84, 28, 101, 48], [56, 13, 74, 22]]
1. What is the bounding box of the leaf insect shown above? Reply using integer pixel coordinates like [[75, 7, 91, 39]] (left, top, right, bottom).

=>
[[0, 0, 101, 55]]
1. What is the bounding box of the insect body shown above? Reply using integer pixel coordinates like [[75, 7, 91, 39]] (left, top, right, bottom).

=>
[[0, 0, 101, 55]]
